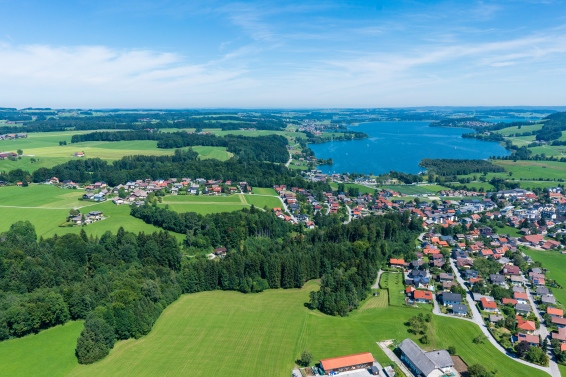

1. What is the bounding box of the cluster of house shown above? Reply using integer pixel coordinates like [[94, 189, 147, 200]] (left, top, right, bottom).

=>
[[0, 132, 27, 140], [68, 210, 105, 226]]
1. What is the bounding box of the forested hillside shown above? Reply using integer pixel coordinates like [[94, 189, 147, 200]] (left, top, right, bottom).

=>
[[0, 209, 422, 363]]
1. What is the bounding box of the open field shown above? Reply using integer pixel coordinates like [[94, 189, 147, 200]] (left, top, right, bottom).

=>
[[493, 160, 566, 180], [0, 321, 84, 377], [1, 280, 544, 377], [529, 145, 566, 157], [245, 195, 282, 210], [160, 193, 281, 214], [379, 272, 406, 306], [0, 282, 545, 377], [329, 182, 376, 195], [202, 128, 307, 140], [251, 187, 277, 196], [0, 186, 185, 242], [495, 124, 543, 136], [523, 249, 566, 306], [381, 185, 450, 195], [0, 131, 233, 171]]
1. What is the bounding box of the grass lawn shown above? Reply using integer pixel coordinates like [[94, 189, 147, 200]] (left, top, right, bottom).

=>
[[162, 194, 244, 203], [251, 187, 277, 196], [528, 145, 566, 157], [522, 249, 566, 306], [191, 146, 232, 161], [329, 182, 376, 195], [245, 195, 282, 210], [494, 225, 522, 238], [1, 280, 546, 377], [379, 272, 406, 306], [381, 185, 439, 195], [0, 321, 84, 377]]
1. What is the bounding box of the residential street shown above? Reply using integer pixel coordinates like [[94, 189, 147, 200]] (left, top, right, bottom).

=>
[[445, 258, 557, 376]]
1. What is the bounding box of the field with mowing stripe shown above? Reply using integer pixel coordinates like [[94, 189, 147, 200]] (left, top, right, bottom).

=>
[[0, 321, 84, 377], [329, 182, 376, 195], [245, 195, 281, 210], [1, 280, 540, 377], [360, 289, 389, 310], [162, 194, 244, 203], [251, 187, 277, 196], [381, 185, 445, 195], [161, 203, 249, 215], [379, 272, 406, 306]]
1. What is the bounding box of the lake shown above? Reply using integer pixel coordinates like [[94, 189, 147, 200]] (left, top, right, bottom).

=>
[[309, 121, 510, 175]]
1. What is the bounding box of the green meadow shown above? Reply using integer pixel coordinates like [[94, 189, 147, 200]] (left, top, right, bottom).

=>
[[0, 321, 84, 377], [0, 185, 185, 242], [160, 193, 281, 215], [251, 187, 278, 196], [0, 131, 232, 171], [523, 249, 566, 307], [1, 281, 545, 377]]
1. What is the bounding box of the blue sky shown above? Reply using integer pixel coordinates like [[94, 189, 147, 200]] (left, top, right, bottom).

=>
[[1, 0, 566, 108]]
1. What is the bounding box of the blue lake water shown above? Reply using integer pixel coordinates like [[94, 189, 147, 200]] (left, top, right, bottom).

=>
[[309, 121, 510, 175]]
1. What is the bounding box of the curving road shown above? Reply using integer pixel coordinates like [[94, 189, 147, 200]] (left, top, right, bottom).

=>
[[444, 258, 557, 376]]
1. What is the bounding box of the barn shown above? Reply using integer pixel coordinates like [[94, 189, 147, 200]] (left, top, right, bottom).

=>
[[320, 352, 375, 374]]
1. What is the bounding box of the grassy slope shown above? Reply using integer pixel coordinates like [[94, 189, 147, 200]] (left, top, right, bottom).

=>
[[0, 321, 84, 377], [523, 249, 566, 306], [0, 186, 185, 242], [67, 280, 544, 377]]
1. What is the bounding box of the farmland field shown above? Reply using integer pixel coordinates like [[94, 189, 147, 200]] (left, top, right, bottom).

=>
[[0, 321, 84, 377], [1, 280, 545, 377], [495, 124, 543, 136], [329, 182, 376, 195], [493, 160, 566, 180], [159, 193, 280, 214], [0, 131, 233, 171], [0, 186, 185, 242]]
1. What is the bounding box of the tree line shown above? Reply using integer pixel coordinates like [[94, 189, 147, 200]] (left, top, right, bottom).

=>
[[0, 208, 422, 363], [419, 159, 506, 176]]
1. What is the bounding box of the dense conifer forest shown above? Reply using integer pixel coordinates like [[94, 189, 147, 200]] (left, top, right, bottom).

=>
[[0, 208, 422, 363]]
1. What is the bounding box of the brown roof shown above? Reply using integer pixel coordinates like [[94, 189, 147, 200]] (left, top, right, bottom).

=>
[[320, 352, 374, 371]]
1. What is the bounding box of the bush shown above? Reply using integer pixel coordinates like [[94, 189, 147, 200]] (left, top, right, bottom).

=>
[[75, 316, 115, 364], [447, 346, 456, 355]]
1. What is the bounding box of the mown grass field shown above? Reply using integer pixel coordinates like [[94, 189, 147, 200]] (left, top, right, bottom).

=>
[[493, 160, 566, 180], [0, 186, 185, 242], [2, 280, 545, 377], [329, 182, 376, 195], [251, 187, 277, 196], [381, 185, 448, 195], [160, 193, 281, 214], [523, 249, 566, 306], [0, 321, 84, 377], [379, 272, 406, 306], [245, 195, 282, 210]]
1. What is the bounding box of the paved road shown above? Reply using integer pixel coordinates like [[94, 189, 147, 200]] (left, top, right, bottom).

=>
[[377, 341, 414, 377], [277, 196, 297, 222], [446, 258, 555, 376], [372, 270, 383, 289], [344, 204, 352, 224]]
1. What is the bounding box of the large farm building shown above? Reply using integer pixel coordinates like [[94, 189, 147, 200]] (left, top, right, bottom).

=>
[[319, 352, 375, 374]]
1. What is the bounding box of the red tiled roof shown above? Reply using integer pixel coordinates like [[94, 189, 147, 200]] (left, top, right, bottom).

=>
[[320, 352, 374, 371], [390, 258, 405, 265], [414, 290, 433, 300], [548, 307, 564, 317]]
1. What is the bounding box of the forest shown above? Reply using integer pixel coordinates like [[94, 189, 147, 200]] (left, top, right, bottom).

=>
[[0, 208, 422, 364], [419, 159, 506, 176]]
